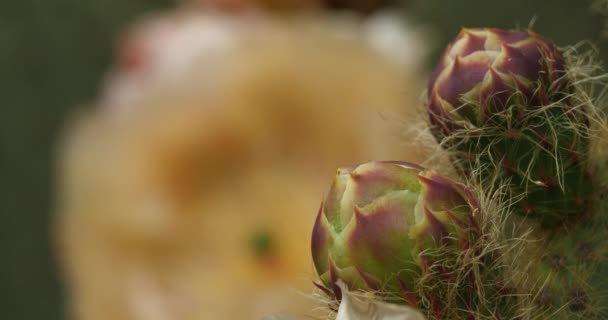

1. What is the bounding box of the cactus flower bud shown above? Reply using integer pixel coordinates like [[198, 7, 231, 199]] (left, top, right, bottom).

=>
[[427, 28, 568, 134], [426, 28, 591, 226], [311, 161, 477, 302]]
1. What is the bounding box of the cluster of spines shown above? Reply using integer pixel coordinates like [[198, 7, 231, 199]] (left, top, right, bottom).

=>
[[428, 33, 608, 319]]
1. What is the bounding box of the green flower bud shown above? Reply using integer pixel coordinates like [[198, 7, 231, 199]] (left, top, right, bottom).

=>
[[311, 161, 477, 303]]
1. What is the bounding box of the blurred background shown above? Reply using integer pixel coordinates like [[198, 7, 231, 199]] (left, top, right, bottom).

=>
[[1, 0, 608, 319]]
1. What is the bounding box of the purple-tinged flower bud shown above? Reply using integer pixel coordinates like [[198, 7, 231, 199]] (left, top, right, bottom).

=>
[[427, 28, 568, 135], [426, 28, 592, 227]]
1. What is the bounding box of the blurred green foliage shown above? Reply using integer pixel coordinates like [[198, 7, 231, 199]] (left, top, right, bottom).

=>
[[410, 0, 608, 66], [0, 1, 174, 319], [0, 0, 606, 319]]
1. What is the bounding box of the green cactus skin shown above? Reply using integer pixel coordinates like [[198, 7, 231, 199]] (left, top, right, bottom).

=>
[[427, 28, 592, 227], [517, 197, 608, 319], [531, 158, 608, 319]]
